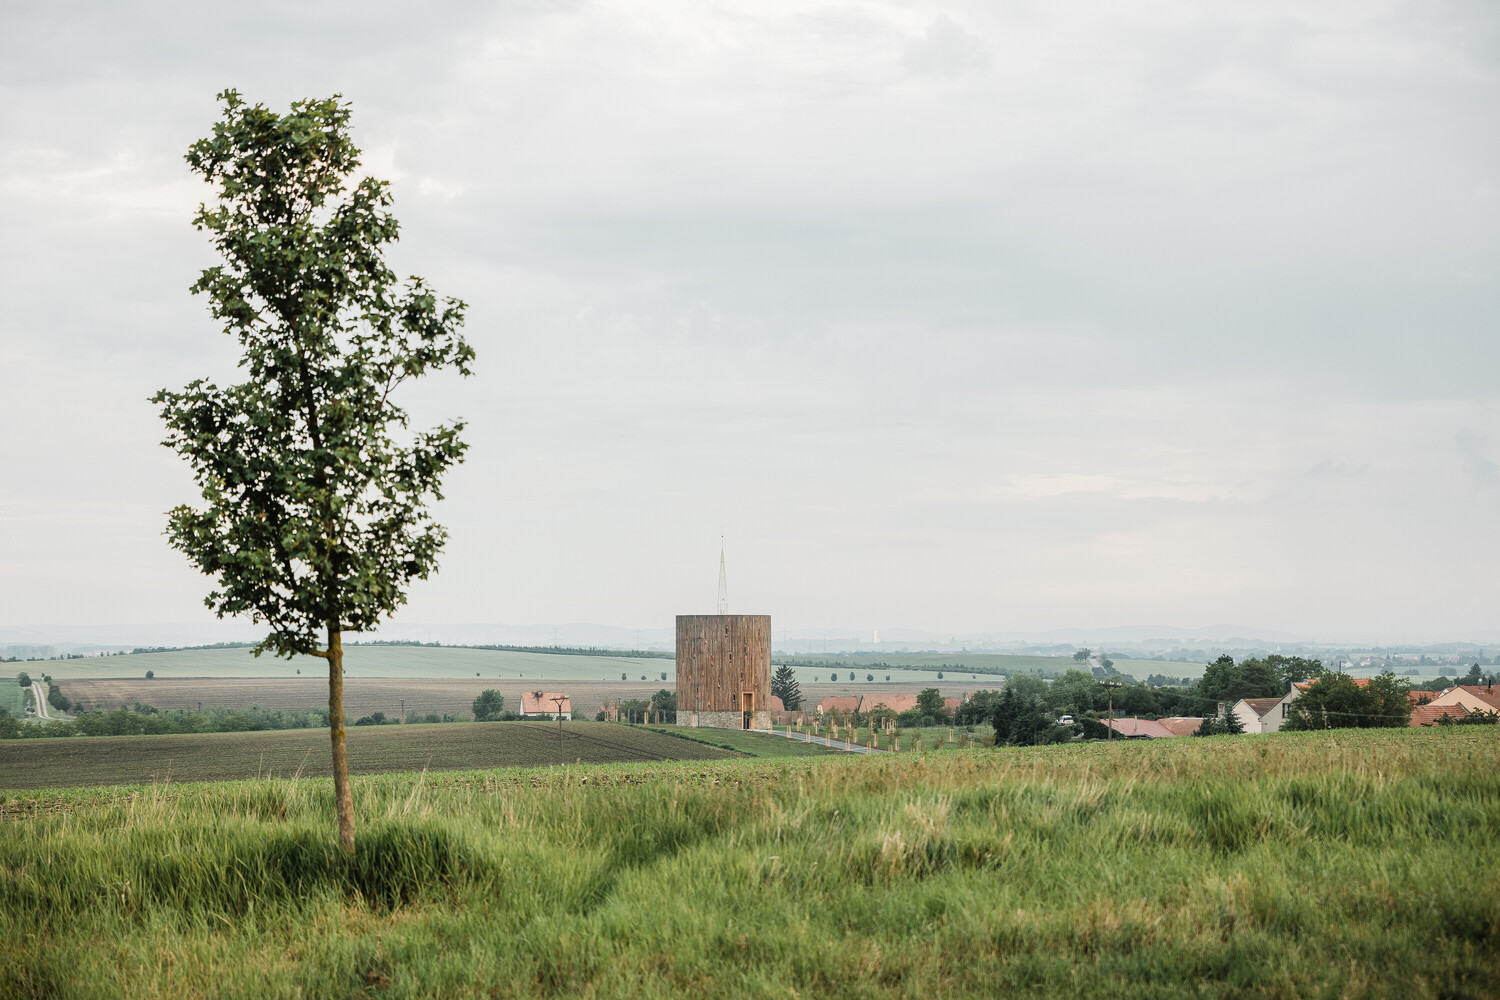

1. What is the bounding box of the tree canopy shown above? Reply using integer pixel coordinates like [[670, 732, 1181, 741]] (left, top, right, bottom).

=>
[[155, 91, 472, 851]]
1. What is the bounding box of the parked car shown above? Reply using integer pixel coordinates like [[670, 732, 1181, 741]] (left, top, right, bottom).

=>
[[1057, 715, 1076, 726]]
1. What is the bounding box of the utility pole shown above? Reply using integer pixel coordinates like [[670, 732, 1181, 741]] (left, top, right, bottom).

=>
[[400, 698, 405, 724], [552, 695, 567, 766], [1102, 681, 1122, 742]]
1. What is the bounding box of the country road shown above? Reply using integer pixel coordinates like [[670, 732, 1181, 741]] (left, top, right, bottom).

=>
[[757, 728, 885, 754], [30, 681, 52, 720]]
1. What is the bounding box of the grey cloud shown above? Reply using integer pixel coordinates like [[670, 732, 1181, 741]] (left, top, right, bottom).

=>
[[3, 1, 1499, 636]]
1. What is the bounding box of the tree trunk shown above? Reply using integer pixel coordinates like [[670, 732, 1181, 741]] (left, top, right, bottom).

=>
[[327, 622, 355, 853]]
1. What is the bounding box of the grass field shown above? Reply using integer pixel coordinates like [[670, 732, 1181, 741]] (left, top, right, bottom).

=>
[[0, 722, 741, 789], [2, 727, 1496, 997], [0, 680, 27, 717]]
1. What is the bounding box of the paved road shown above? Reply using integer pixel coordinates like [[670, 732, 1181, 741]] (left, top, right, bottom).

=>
[[30, 681, 52, 720], [752, 728, 885, 754]]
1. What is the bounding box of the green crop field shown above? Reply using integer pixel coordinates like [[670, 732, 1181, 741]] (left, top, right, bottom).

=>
[[30, 645, 673, 681], [0, 722, 741, 789], [0, 680, 27, 717], [2, 727, 1496, 997]]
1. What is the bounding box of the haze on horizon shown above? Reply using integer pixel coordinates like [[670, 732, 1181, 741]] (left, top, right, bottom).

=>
[[2, 1, 1497, 643]]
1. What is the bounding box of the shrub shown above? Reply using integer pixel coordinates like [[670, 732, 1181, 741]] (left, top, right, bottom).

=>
[[145, 670, 154, 679]]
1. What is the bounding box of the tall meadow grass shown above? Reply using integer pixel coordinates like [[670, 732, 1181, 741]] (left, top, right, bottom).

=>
[[2, 728, 1496, 998]]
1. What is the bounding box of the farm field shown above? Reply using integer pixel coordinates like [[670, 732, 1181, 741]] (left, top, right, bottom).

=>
[[0, 721, 741, 789], [0, 680, 27, 717], [639, 725, 839, 758], [56, 676, 684, 722], [30, 644, 675, 681], [29, 645, 1202, 687], [1, 727, 1495, 997], [55, 677, 993, 726], [780, 651, 1200, 681]]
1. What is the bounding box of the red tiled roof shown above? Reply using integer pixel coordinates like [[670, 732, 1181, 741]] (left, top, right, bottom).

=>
[[520, 691, 571, 715], [1104, 718, 1173, 738], [1295, 676, 1371, 692], [1452, 685, 1500, 712], [1410, 703, 1468, 727], [864, 693, 920, 714], [1408, 690, 1435, 705], [1157, 717, 1204, 736]]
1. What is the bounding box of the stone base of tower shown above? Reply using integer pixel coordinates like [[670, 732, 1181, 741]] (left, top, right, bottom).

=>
[[678, 710, 771, 731]]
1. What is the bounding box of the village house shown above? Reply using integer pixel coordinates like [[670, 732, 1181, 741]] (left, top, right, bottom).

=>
[[1231, 696, 1291, 734], [519, 691, 572, 720], [1427, 684, 1500, 717]]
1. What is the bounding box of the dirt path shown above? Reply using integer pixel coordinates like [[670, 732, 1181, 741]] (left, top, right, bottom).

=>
[[30, 681, 52, 720]]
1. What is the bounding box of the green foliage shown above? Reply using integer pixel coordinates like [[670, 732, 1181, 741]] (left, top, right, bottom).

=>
[[1194, 654, 1297, 711], [916, 687, 946, 719], [649, 689, 676, 716], [1073, 647, 1091, 661], [1438, 709, 1499, 726], [1078, 716, 1111, 740], [2, 703, 329, 739], [1045, 670, 1100, 714], [153, 90, 473, 660], [46, 681, 70, 713], [144, 670, 154, 679], [471, 690, 505, 722], [1195, 711, 1244, 736], [15, 673, 30, 688], [353, 711, 396, 726], [954, 689, 1001, 725], [1284, 672, 1412, 731], [771, 664, 801, 710]]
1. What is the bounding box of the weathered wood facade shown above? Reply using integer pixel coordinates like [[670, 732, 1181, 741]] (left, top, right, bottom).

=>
[[675, 614, 772, 730]]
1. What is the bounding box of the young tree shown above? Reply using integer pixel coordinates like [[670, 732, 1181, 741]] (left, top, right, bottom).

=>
[[472, 690, 505, 721], [771, 664, 802, 710], [916, 687, 946, 720], [154, 92, 473, 853], [650, 688, 676, 716]]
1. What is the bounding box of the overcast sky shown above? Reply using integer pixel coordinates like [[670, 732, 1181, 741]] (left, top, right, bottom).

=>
[[2, 0, 1498, 641]]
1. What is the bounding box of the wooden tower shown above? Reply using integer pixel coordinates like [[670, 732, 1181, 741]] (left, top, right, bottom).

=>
[[675, 614, 772, 730]]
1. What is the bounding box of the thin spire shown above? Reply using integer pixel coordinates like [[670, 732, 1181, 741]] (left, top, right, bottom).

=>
[[717, 535, 729, 614]]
